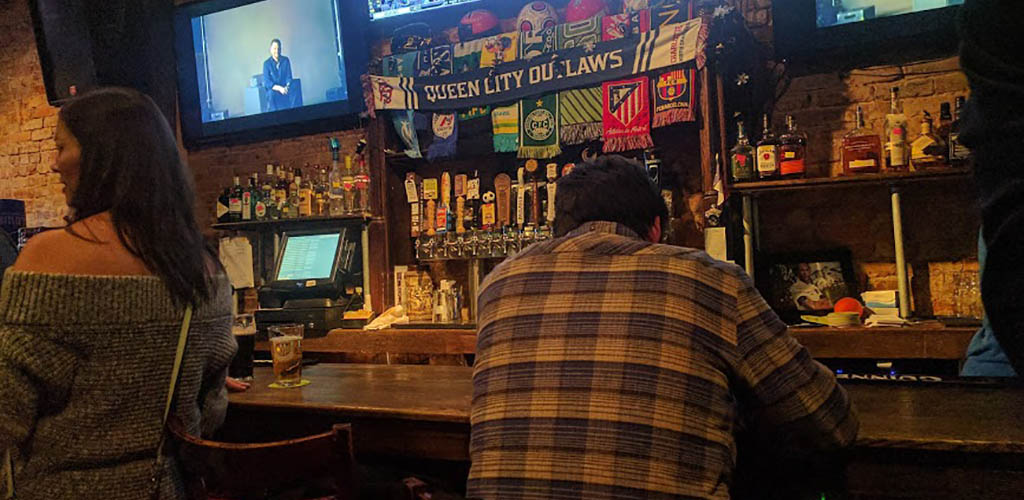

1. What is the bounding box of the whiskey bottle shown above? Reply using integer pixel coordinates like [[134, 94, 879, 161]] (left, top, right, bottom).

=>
[[885, 87, 909, 170], [273, 165, 288, 213], [730, 121, 755, 183], [287, 168, 300, 219], [261, 165, 277, 219], [949, 96, 969, 166], [756, 114, 779, 179], [241, 175, 253, 221], [216, 188, 231, 223], [778, 115, 807, 178], [911, 111, 946, 170], [252, 174, 268, 220], [314, 165, 328, 217], [937, 102, 953, 162], [229, 176, 243, 222], [298, 166, 313, 217], [841, 106, 882, 175]]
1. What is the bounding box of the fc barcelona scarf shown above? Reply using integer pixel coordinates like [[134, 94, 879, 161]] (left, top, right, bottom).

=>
[[382, 52, 422, 159], [560, 87, 603, 145], [652, 67, 696, 126], [651, 1, 696, 126], [603, 76, 653, 153], [492, 104, 519, 153], [427, 113, 458, 161], [519, 95, 561, 159]]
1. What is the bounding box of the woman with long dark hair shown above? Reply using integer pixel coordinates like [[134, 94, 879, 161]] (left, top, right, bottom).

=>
[[0, 87, 235, 499]]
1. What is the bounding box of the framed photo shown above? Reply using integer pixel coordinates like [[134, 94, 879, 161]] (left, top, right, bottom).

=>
[[757, 249, 857, 324]]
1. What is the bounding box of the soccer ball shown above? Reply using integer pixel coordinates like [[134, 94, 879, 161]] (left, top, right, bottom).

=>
[[566, 0, 608, 23], [517, 1, 558, 33], [458, 9, 500, 41]]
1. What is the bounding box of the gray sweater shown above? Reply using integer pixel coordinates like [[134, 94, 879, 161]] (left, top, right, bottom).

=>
[[0, 271, 236, 499]]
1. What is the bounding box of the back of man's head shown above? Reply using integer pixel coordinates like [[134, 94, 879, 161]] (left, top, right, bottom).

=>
[[553, 155, 668, 239]]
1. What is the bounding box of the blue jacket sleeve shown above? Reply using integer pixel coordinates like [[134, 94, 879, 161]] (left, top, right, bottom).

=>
[[261, 58, 274, 90], [281, 57, 293, 88]]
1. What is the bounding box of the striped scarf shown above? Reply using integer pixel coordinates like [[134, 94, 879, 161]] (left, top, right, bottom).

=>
[[557, 17, 603, 145]]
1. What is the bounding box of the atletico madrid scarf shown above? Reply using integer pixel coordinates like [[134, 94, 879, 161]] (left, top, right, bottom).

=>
[[557, 17, 603, 144], [381, 52, 422, 159], [652, 1, 697, 126], [519, 94, 561, 159], [603, 76, 653, 153], [492, 104, 519, 153]]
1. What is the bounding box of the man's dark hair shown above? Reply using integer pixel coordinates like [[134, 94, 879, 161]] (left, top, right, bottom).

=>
[[270, 38, 282, 50], [59, 87, 218, 307], [553, 155, 668, 239]]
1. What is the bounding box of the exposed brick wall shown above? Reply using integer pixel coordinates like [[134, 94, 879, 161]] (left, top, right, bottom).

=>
[[0, 0, 64, 228]]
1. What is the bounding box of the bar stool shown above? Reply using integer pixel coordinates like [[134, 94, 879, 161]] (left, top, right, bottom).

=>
[[168, 416, 357, 499]]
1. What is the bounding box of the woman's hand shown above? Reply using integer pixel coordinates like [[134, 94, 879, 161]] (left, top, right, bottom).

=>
[[226, 377, 251, 392]]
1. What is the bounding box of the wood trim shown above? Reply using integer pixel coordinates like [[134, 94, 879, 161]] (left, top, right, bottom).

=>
[[256, 328, 477, 355], [699, 66, 714, 193], [791, 325, 975, 360]]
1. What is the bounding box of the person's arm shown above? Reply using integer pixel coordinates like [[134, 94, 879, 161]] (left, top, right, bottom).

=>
[[262, 59, 284, 95], [732, 270, 858, 452], [282, 57, 293, 89], [197, 317, 237, 438], [0, 328, 78, 451]]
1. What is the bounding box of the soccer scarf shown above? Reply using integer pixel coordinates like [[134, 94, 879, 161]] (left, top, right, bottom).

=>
[[418, 45, 453, 77], [427, 113, 458, 161], [518, 27, 560, 159], [382, 52, 422, 159], [480, 32, 519, 68], [492, 104, 519, 153], [519, 95, 560, 159], [453, 39, 484, 74], [602, 10, 651, 41], [652, 1, 697, 126], [603, 76, 653, 153], [560, 87, 603, 145], [557, 17, 603, 145]]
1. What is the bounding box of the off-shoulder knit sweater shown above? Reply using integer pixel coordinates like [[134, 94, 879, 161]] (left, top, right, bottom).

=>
[[0, 271, 236, 500]]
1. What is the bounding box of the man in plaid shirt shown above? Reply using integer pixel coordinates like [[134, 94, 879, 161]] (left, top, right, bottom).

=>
[[469, 156, 857, 499]]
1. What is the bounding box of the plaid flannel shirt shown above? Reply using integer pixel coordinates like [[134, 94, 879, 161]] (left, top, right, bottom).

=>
[[469, 222, 857, 500]]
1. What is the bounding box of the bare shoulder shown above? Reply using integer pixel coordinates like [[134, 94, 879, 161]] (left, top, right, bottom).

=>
[[13, 214, 151, 276]]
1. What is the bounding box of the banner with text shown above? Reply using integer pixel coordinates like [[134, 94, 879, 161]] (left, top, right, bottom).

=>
[[366, 17, 706, 112]]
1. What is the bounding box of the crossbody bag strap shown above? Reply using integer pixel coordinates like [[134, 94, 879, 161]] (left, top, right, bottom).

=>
[[150, 304, 194, 499]]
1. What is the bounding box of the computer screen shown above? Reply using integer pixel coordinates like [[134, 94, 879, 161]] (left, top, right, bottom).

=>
[[816, 0, 964, 28], [275, 233, 341, 281]]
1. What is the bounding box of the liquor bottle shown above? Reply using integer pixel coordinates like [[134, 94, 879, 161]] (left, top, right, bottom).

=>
[[841, 106, 882, 175], [216, 188, 231, 223], [250, 174, 266, 221], [778, 115, 807, 178], [949, 96, 969, 166], [287, 168, 300, 219], [937, 102, 953, 162], [885, 87, 909, 171], [229, 176, 243, 222], [314, 165, 327, 217], [261, 165, 277, 219], [911, 111, 946, 170], [342, 156, 356, 215], [298, 165, 313, 217], [354, 155, 370, 215], [730, 122, 755, 182], [328, 140, 345, 216], [756, 114, 779, 179], [273, 165, 288, 213]]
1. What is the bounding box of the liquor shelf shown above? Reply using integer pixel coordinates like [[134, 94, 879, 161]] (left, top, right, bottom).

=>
[[730, 168, 970, 194], [212, 215, 371, 232]]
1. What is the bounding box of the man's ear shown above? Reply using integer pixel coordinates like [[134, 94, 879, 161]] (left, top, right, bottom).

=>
[[647, 216, 662, 243]]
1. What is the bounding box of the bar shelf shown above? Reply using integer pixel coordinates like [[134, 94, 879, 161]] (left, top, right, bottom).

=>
[[211, 215, 371, 232], [730, 168, 969, 194]]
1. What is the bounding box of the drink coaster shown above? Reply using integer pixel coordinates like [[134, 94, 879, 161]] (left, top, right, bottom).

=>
[[269, 379, 311, 389]]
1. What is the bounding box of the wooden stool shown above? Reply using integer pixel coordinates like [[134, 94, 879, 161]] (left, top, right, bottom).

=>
[[168, 417, 356, 499]]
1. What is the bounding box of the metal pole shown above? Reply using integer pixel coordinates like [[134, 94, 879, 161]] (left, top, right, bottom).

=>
[[891, 187, 911, 318], [742, 195, 755, 279], [361, 225, 372, 312]]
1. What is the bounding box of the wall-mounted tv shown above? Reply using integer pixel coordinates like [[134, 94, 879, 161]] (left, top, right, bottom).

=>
[[175, 0, 369, 149], [774, 0, 963, 66]]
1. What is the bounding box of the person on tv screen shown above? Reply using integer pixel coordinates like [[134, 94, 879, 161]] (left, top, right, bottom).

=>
[[262, 38, 294, 112]]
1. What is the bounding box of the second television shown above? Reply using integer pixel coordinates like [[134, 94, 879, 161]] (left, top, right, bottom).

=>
[[175, 0, 369, 148]]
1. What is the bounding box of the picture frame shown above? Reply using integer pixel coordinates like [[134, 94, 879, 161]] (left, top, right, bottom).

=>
[[756, 249, 857, 324]]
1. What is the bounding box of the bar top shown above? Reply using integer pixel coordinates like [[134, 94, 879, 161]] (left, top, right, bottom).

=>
[[229, 364, 1024, 454]]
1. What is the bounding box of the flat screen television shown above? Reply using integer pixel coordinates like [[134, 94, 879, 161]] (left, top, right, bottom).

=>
[[774, 0, 963, 66], [174, 0, 369, 148], [368, 0, 484, 22]]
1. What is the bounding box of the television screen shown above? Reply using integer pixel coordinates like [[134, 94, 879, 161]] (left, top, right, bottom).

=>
[[276, 233, 342, 281], [816, 0, 964, 28], [368, 0, 483, 21], [175, 0, 368, 148]]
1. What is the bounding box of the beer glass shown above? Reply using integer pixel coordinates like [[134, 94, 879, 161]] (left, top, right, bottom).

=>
[[268, 324, 304, 387], [229, 314, 257, 382]]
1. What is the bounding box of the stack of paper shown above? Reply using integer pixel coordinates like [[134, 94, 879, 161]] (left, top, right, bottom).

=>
[[862, 290, 900, 318]]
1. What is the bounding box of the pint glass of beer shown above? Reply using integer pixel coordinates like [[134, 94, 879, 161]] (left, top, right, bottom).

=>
[[268, 324, 304, 387], [229, 314, 257, 382]]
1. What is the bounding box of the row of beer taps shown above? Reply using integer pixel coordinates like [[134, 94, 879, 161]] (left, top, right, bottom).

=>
[[415, 226, 553, 261]]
